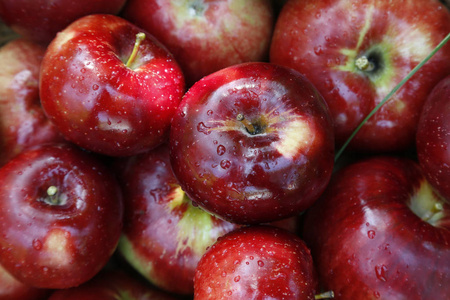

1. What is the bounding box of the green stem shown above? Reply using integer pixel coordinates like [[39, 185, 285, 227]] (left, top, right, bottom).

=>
[[126, 32, 146, 68], [334, 32, 450, 162]]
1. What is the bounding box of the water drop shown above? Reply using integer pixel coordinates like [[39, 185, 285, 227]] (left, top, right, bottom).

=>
[[367, 230, 376, 239], [92, 84, 99, 91], [234, 276, 240, 282], [217, 145, 226, 156], [375, 264, 388, 282], [32, 239, 42, 251], [197, 122, 211, 135], [314, 46, 323, 55], [220, 160, 231, 169], [258, 260, 264, 267]]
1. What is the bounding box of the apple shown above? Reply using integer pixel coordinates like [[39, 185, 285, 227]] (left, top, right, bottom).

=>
[[0, 38, 63, 167], [0, 263, 50, 300], [194, 225, 318, 299], [39, 14, 185, 157], [114, 143, 240, 295], [122, 0, 274, 86], [0, 0, 127, 45], [0, 143, 123, 289], [270, 0, 450, 153], [169, 62, 334, 224], [416, 74, 450, 201], [302, 156, 450, 299], [48, 269, 178, 300]]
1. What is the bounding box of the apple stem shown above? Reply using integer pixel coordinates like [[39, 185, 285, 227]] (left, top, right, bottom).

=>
[[355, 56, 375, 72], [315, 291, 335, 299], [126, 32, 146, 68], [236, 114, 256, 134], [47, 186, 59, 205]]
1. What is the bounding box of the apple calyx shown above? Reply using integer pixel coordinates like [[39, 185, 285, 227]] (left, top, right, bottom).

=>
[[125, 32, 146, 69], [237, 113, 266, 135], [315, 290, 335, 299], [410, 180, 446, 227], [43, 185, 67, 206], [188, 0, 207, 17]]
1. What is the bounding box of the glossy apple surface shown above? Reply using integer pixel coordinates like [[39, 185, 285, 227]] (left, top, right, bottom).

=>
[[0, 0, 127, 45], [48, 269, 178, 300], [416, 74, 450, 201], [0, 143, 123, 289], [170, 62, 334, 224], [0, 263, 50, 300], [114, 144, 239, 295], [194, 225, 318, 299], [270, 0, 450, 152], [122, 0, 274, 86], [0, 38, 63, 167], [302, 156, 450, 299], [40, 14, 185, 157]]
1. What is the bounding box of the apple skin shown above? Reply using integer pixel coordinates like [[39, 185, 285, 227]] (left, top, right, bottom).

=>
[[122, 0, 274, 86], [302, 156, 450, 299], [0, 0, 127, 45], [114, 143, 240, 295], [194, 225, 318, 299], [0, 38, 63, 167], [40, 14, 185, 157], [170, 62, 334, 224], [270, 0, 450, 153], [47, 269, 178, 300], [0, 263, 50, 300], [416, 74, 450, 201], [0, 143, 124, 289]]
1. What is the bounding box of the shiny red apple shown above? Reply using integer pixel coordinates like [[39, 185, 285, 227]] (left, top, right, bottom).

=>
[[416, 74, 450, 201], [40, 14, 185, 157], [0, 38, 63, 167], [169, 62, 334, 224], [270, 0, 450, 153], [122, 0, 274, 86], [302, 156, 450, 299], [0, 0, 127, 45], [0, 143, 123, 289], [194, 225, 318, 299]]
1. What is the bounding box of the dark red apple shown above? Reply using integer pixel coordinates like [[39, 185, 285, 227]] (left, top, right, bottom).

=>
[[114, 144, 239, 295], [169, 62, 334, 224], [0, 38, 63, 167], [0, 263, 50, 300], [416, 74, 450, 201], [48, 269, 178, 300], [270, 0, 450, 153], [40, 14, 185, 157], [0, 143, 123, 289], [194, 225, 318, 299], [122, 0, 274, 86], [0, 0, 127, 45], [302, 156, 450, 299]]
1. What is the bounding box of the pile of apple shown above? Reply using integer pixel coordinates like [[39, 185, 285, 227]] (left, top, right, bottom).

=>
[[0, 0, 449, 299]]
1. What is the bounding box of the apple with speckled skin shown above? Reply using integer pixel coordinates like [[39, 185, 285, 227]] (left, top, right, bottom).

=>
[[0, 0, 127, 45], [302, 156, 450, 299], [417, 74, 450, 201], [270, 0, 450, 153], [0, 38, 63, 167], [169, 62, 334, 224], [40, 14, 185, 157], [194, 225, 318, 299], [0, 143, 123, 289], [122, 0, 274, 86]]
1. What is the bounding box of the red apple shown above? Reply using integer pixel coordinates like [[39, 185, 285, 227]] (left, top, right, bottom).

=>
[[270, 0, 450, 153], [39, 14, 185, 157], [169, 62, 334, 224], [114, 144, 239, 295], [48, 269, 178, 300], [0, 38, 63, 167], [302, 156, 450, 299], [416, 74, 450, 201], [0, 143, 123, 289], [122, 0, 274, 86], [0, 263, 50, 300], [0, 0, 127, 45], [194, 225, 318, 299]]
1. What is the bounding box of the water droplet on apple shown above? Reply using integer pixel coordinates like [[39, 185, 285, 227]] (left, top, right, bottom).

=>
[[373, 291, 381, 298], [234, 276, 240, 282], [217, 145, 226, 156], [258, 260, 264, 267], [367, 230, 376, 239], [314, 46, 323, 55], [220, 160, 231, 169], [32, 239, 42, 251], [375, 264, 388, 282], [197, 122, 211, 135], [92, 84, 99, 91], [207, 110, 213, 116]]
